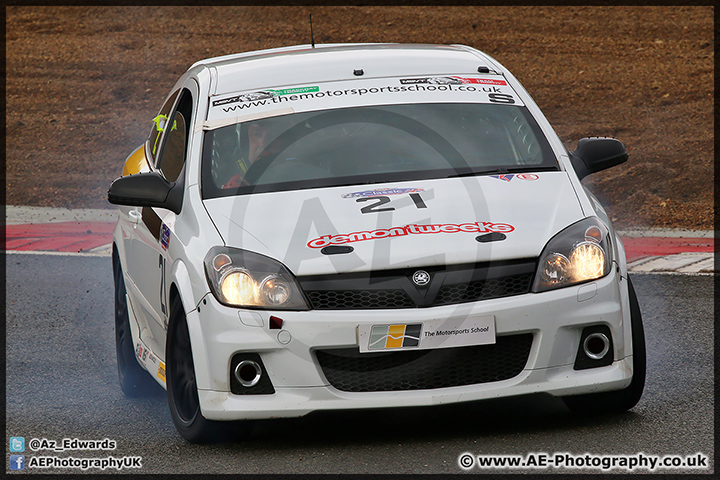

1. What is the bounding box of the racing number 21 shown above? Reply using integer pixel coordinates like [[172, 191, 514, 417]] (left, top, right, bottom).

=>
[[357, 193, 428, 214]]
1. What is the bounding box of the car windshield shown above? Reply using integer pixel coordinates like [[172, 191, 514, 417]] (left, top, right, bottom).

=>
[[201, 103, 558, 198]]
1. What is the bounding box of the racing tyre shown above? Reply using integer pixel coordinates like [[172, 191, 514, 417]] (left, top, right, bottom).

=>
[[562, 277, 646, 414], [113, 248, 156, 396], [166, 295, 253, 443]]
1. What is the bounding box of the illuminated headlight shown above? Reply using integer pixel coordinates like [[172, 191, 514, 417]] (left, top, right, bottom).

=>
[[533, 218, 613, 292], [219, 269, 257, 305], [260, 275, 292, 306], [204, 247, 309, 310], [570, 241, 606, 280], [540, 253, 571, 286]]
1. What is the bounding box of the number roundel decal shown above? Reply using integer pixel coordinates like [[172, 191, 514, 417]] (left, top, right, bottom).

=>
[[356, 192, 428, 214]]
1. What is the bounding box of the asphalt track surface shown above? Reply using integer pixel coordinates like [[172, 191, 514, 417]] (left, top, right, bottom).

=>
[[3, 208, 715, 474]]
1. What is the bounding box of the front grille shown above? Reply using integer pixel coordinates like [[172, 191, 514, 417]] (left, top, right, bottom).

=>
[[306, 289, 415, 309], [315, 333, 533, 392], [433, 273, 534, 306], [299, 259, 536, 309]]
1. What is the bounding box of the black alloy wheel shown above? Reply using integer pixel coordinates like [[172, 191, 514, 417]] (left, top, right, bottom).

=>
[[166, 294, 253, 443]]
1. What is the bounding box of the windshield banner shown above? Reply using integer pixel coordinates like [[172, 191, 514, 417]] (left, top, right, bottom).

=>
[[207, 75, 523, 123]]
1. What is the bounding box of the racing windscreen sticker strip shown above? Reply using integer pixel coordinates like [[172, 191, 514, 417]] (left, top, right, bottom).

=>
[[207, 75, 523, 122]]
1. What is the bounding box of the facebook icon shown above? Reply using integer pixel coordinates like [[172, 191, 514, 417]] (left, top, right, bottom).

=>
[[10, 455, 25, 470]]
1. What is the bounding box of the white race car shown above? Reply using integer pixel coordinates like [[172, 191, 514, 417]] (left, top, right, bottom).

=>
[[108, 43, 645, 443]]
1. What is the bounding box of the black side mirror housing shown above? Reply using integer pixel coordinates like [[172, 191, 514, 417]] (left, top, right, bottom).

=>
[[569, 137, 628, 181], [108, 171, 182, 214]]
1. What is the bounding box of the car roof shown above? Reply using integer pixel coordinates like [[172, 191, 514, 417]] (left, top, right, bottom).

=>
[[189, 43, 504, 97]]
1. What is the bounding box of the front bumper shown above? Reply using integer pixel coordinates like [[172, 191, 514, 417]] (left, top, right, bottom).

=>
[[189, 269, 633, 421]]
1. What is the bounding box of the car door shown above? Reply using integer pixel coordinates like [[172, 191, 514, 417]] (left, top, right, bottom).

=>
[[123, 87, 194, 357]]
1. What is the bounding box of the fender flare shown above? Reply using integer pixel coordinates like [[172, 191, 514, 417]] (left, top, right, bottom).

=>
[[613, 234, 633, 356], [169, 259, 214, 391], [614, 233, 629, 279]]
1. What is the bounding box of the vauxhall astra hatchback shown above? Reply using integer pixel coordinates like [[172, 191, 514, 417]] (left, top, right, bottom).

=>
[[108, 43, 645, 442]]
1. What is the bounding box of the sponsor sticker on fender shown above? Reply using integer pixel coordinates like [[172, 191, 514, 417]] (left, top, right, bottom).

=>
[[157, 362, 166, 382], [307, 221, 514, 248], [160, 223, 171, 250], [358, 315, 496, 353]]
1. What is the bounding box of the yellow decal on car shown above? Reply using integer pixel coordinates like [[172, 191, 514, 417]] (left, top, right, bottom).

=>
[[122, 144, 149, 176]]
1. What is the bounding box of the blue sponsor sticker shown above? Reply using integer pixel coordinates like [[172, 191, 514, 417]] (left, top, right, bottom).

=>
[[342, 187, 424, 198], [160, 224, 170, 250], [489, 174, 515, 182]]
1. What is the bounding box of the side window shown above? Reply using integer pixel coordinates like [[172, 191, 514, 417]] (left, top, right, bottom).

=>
[[146, 90, 180, 167], [159, 112, 186, 182], [156, 89, 194, 182]]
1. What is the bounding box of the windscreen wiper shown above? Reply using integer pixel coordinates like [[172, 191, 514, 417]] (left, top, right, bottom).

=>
[[446, 165, 558, 178]]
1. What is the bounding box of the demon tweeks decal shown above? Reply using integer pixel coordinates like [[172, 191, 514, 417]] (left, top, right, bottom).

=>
[[307, 221, 514, 248]]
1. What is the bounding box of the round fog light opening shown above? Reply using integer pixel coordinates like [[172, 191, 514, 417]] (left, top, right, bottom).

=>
[[234, 360, 262, 388], [583, 333, 610, 360]]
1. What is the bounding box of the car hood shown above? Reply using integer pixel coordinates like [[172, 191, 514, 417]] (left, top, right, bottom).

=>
[[202, 172, 586, 276]]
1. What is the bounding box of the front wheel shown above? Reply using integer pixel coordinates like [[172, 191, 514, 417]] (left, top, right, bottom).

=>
[[562, 277, 646, 414], [166, 295, 253, 443]]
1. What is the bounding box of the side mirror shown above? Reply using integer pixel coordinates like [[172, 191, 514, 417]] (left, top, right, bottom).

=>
[[108, 171, 182, 214], [569, 137, 628, 181]]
